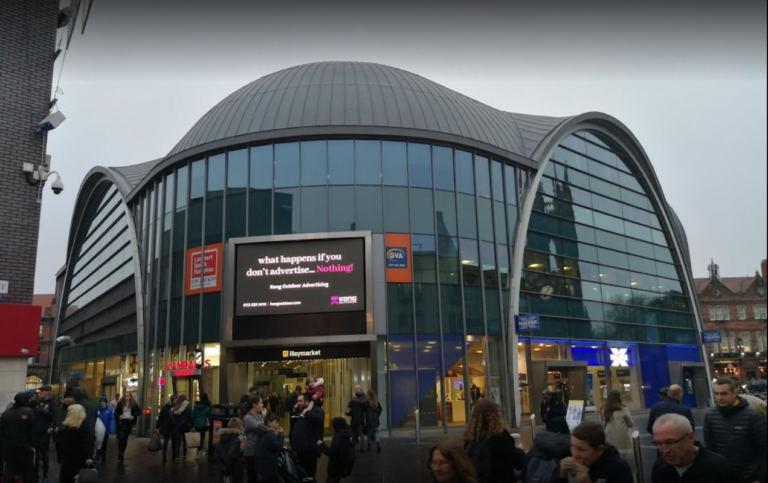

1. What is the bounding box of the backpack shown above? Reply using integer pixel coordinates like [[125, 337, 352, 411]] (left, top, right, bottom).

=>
[[465, 439, 493, 483], [337, 436, 356, 477], [526, 457, 560, 483]]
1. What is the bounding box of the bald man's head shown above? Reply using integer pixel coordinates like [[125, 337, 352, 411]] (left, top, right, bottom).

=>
[[667, 385, 683, 402]]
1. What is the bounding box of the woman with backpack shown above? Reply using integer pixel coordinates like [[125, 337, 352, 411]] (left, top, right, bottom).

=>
[[601, 390, 635, 472], [364, 388, 383, 452], [463, 398, 525, 483], [192, 392, 212, 460], [318, 417, 355, 483]]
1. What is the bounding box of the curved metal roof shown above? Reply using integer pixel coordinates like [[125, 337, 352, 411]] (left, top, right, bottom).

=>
[[168, 61, 567, 161]]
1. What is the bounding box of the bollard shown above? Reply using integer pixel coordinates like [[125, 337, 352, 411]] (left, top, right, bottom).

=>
[[632, 430, 644, 483], [530, 413, 536, 439], [415, 409, 420, 445]]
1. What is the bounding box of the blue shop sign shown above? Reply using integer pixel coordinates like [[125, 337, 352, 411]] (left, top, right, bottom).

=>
[[702, 330, 722, 344], [385, 247, 408, 269], [515, 314, 540, 332]]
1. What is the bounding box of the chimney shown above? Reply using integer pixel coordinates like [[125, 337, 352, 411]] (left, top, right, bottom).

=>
[[708, 259, 720, 280], [762, 259, 767, 279]]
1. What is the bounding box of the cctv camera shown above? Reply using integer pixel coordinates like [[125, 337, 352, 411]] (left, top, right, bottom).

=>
[[37, 111, 66, 133], [50, 175, 64, 195]]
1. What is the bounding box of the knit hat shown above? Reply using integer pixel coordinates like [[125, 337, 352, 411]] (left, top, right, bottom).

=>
[[99, 395, 108, 403], [14, 392, 30, 405], [546, 416, 570, 435], [332, 417, 347, 431]]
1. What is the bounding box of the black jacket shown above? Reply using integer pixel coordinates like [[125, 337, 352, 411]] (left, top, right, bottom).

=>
[[465, 429, 525, 483], [364, 402, 382, 432], [171, 403, 193, 434], [540, 398, 566, 424], [651, 442, 735, 483], [0, 402, 35, 451], [291, 405, 325, 456], [320, 427, 353, 477], [704, 396, 767, 483], [114, 402, 142, 432], [156, 403, 174, 437], [55, 423, 93, 469], [647, 397, 696, 434], [216, 428, 243, 476], [72, 387, 98, 455], [29, 395, 57, 435], [558, 444, 633, 483], [521, 431, 571, 482], [347, 395, 367, 426], [253, 424, 284, 479]]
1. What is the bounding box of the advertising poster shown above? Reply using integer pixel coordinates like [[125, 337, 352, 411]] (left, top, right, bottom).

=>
[[235, 237, 365, 316], [185, 243, 223, 295], [385, 233, 412, 283], [565, 399, 585, 431]]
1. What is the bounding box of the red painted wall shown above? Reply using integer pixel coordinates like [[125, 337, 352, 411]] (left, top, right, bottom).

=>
[[0, 303, 41, 356]]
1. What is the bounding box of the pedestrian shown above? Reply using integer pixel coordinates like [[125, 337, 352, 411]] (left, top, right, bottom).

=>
[[601, 390, 635, 471], [303, 375, 325, 416], [346, 385, 367, 452], [651, 413, 734, 483], [244, 395, 267, 483], [364, 388, 383, 453], [71, 387, 98, 460], [108, 394, 120, 412], [658, 387, 669, 400], [287, 386, 302, 439], [53, 391, 75, 464], [114, 392, 142, 462], [171, 394, 193, 463], [240, 386, 260, 418], [646, 384, 695, 434], [427, 437, 478, 483], [54, 404, 94, 483], [521, 416, 571, 483], [704, 377, 767, 483], [463, 398, 525, 483], [216, 418, 244, 483], [192, 392, 212, 460], [1, 392, 36, 483], [559, 421, 633, 483], [470, 384, 481, 405], [254, 412, 285, 483], [290, 393, 325, 479], [540, 389, 566, 426], [95, 396, 115, 464], [318, 417, 355, 483], [155, 394, 177, 464], [29, 384, 57, 483]]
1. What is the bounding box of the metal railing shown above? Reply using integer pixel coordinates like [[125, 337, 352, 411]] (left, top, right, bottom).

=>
[[632, 430, 644, 483]]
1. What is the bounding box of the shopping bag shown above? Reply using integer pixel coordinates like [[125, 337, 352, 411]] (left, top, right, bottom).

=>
[[148, 430, 162, 452], [185, 430, 201, 448]]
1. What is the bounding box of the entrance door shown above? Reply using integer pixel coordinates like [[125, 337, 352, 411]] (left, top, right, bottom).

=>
[[172, 376, 202, 401], [530, 361, 587, 424]]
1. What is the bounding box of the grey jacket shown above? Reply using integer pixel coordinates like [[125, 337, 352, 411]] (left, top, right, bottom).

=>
[[243, 411, 264, 457], [704, 396, 767, 483]]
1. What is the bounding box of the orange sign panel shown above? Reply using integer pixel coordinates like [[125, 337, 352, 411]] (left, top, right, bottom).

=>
[[185, 243, 224, 295], [385, 233, 412, 283]]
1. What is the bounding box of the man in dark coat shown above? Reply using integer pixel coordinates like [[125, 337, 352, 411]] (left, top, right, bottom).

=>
[[647, 384, 695, 434], [71, 387, 98, 459], [559, 421, 633, 483], [540, 389, 566, 425], [704, 377, 767, 483], [652, 413, 734, 483], [29, 385, 57, 483], [290, 393, 325, 479], [1, 392, 36, 483], [346, 387, 367, 451]]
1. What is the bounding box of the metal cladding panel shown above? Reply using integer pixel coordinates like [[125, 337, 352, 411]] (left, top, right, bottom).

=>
[[166, 61, 566, 159], [0, 303, 41, 356]]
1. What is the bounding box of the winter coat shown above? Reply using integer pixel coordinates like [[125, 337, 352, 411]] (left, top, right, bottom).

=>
[[540, 398, 566, 425], [521, 431, 571, 482], [243, 411, 264, 457], [603, 406, 634, 466], [193, 401, 211, 430], [364, 402, 383, 432], [54, 402, 69, 428], [216, 428, 243, 476], [0, 402, 35, 451], [464, 429, 525, 483], [651, 442, 735, 483], [97, 405, 115, 435], [114, 401, 142, 434], [29, 395, 57, 435], [72, 387, 98, 455], [557, 444, 633, 483], [320, 423, 353, 478], [704, 396, 767, 483], [347, 394, 367, 426], [171, 401, 193, 434], [647, 397, 695, 434], [290, 405, 325, 456], [253, 424, 285, 479], [56, 423, 94, 483], [306, 378, 325, 405], [155, 403, 175, 437]]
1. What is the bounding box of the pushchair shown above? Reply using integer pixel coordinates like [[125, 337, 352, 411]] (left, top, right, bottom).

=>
[[278, 447, 315, 483]]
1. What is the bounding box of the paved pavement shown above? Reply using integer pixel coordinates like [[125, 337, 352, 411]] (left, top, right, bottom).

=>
[[38, 409, 708, 483]]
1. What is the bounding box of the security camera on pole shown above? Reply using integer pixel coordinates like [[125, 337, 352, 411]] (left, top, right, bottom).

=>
[[21, 108, 67, 202]]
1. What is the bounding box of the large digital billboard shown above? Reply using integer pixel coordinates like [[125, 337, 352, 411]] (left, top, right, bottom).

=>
[[235, 238, 365, 317]]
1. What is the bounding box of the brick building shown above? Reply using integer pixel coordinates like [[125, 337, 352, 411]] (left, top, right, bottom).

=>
[[695, 259, 768, 382]]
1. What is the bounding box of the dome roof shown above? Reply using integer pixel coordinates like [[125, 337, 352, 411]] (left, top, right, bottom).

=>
[[168, 61, 567, 160]]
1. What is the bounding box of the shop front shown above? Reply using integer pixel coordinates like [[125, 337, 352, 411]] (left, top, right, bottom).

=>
[[60, 353, 139, 402]]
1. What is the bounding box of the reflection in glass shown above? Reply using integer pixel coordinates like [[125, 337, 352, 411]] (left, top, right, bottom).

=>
[[433, 146, 454, 191], [410, 188, 435, 234], [355, 140, 382, 185], [250, 145, 272, 190], [328, 186, 355, 232], [355, 186, 383, 232], [300, 140, 327, 186], [409, 143, 432, 188], [435, 191, 458, 238], [274, 143, 300, 188], [458, 194, 478, 239], [412, 234, 436, 283], [456, 150, 474, 194], [328, 140, 354, 185], [301, 187, 328, 233], [416, 335, 444, 427], [383, 186, 410, 233], [274, 188, 299, 234], [382, 141, 407, 186]]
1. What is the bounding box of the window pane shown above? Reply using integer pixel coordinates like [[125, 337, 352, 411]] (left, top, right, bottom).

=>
[[412, 234, 436, 283], [475, 155, 491, 198], [382, 140, 407, 186], [248, 189, 271, 236], [176, 165, 188, 209], [274, 188, 300, 234], [625, 220, 652, 242], [250, 145, 273, 189], [408, 143, 432, 188], [328, 140, 354, 185], [301, 187, 328, 232], [598, 248, 629, 269], [355, 186, 383, 231], [477, 198, 494, 242], [274, 142, 300, 188], [434, 190, 457, 238], [300, 140, 327, 186], [228, 149, 248, 189], [388, 284, 413, 334], [410, 188, 435, 234], [494, 201, 507, 245], [460, 238, 480, 287], [328, 186, 355, 232], [458, 194, 478, 239], [491, 161, 504, 202], [456, 150, 474, 194], [383, 186, 410, 233], [355, 140, 381, 185], [438, 235, 460, 285], [595, 230, 627, 252], [433, 146, 454, 191], [206, 155, 225, 244], [190, 159, 205, 200]]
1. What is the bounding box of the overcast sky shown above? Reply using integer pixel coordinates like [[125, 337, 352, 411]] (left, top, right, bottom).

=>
[[35, 0, 767, 293]]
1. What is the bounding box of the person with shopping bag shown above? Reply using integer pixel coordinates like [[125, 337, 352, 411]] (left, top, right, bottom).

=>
[[171, 395, 194, 463], [192, 393, 212, 461]]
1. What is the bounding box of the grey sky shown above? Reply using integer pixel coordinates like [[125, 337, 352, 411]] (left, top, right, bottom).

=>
[[34, 0, 767, 293]]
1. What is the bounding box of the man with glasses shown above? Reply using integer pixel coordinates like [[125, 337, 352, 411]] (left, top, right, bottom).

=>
[[704, 377, 766, 483], [651, 413, 732, 482]]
